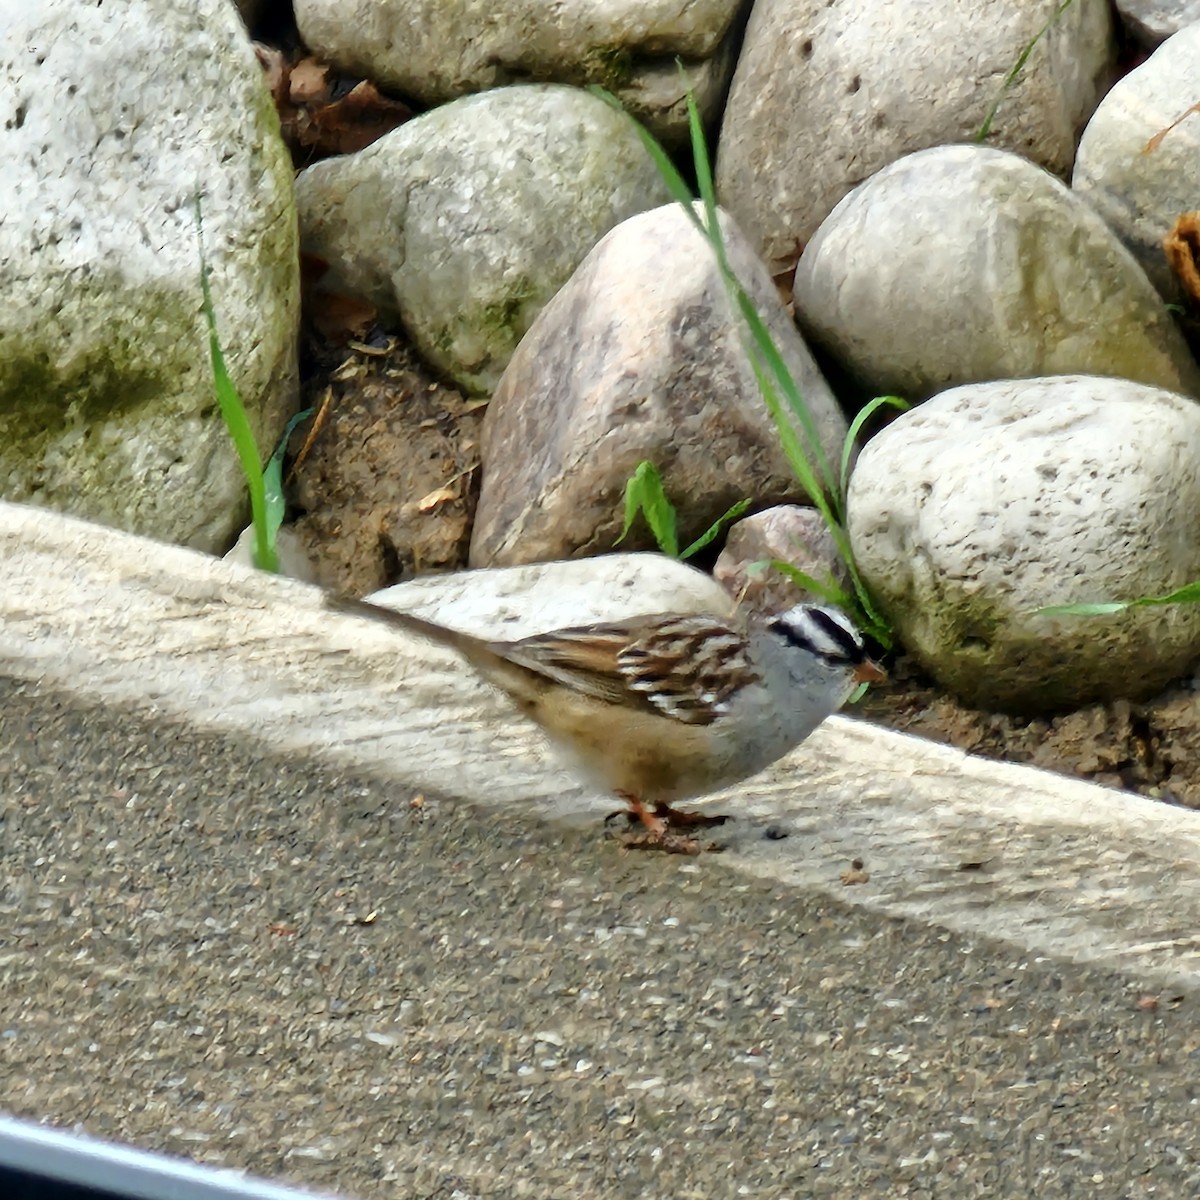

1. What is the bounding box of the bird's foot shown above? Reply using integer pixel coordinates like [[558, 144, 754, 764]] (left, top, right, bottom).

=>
[[605, 793, 728, 854], [652, 802, 730, 830]]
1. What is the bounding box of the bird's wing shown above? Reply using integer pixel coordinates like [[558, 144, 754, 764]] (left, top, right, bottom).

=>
[[501, 616, 755, 726]]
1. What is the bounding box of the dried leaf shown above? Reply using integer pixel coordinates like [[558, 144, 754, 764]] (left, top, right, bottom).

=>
[[312, 291, 378, 341], [771, 266, 796, 313], [289, 57, 331, 105], [1144, 101, 1200, 155], [347, 336, 396, 357], [1164, 212, 1200, 304], [301, 251, 377, 342], [254, 43, 289, 108], [305, 79, 412, 157], [286, 388, 332, 481], [417, 485, 458, 512], [840, 857, 870, 886]]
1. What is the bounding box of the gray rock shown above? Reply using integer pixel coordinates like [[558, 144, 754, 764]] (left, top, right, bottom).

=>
[[716, 0, 1115, 272], [293, 0, 743, 149], [1116, 1, 1200, 46], [848, 375, 1200, 712], [369, 552, 733, 637], [714, 506, 849, 617], [1073, 22, 1200, 302], [0, 0, 299, 553], [469, 204, 848, 568], [295, 85, 670, 396], [794, 145, 1200, 403]]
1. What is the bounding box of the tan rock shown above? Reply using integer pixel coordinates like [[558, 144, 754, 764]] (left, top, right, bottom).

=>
[[469, 204, 847, 568], [714, 505, 848, 618], [294, 0, 744, 149]]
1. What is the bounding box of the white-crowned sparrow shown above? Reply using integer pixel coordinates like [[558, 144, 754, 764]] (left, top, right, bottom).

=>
[[328, 594, 884, 853]]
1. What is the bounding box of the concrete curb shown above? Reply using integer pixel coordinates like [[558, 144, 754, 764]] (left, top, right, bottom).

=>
[[3, 501, 1199, 989]]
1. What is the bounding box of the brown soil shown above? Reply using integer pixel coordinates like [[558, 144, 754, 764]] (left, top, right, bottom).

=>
[[287, 334, 484, 597]]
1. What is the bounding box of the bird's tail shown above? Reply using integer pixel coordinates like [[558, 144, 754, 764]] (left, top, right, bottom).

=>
[[324, 592, 474, 649]]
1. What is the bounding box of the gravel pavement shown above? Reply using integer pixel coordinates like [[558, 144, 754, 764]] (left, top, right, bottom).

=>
[[2, 676, 1198, 1200]]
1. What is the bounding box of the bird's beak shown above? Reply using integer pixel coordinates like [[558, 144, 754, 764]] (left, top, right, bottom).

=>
[[853, 659, 887, 684]]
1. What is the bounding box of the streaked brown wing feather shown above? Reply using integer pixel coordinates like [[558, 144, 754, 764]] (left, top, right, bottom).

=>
[[499, 616, 755, 726], [495, 626, 645, 708]]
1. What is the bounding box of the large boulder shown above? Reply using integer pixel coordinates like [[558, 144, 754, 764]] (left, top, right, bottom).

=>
[[717, 0, 1115, 272], [469, 204, 847, 568], [295, 85, 670, 396], [848, 375, 1200, 712], [794, 145, 1200, 404], [0, 0, 299, 552], [293, 0, 744, 148], [1073, 22, 1200, 303]]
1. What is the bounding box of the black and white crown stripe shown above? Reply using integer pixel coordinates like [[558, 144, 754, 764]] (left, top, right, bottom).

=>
[[769, 604, 867, 666]]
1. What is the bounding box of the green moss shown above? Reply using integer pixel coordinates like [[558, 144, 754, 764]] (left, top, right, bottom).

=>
[[0, 339, 169, 454], [477, 276, 541, 342], [942, 595, 1005, 657], [582, 45, 635, 89], [0, 266, 204, 506]]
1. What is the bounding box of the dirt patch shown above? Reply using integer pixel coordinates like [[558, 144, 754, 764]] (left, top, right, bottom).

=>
[[287, 334, 484, 595], [856, 654, 1200, 809]]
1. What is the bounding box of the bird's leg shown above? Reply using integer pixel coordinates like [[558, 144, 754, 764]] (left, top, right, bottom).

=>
[[616, 791, 667, 835], [609, 791, 706, 855]]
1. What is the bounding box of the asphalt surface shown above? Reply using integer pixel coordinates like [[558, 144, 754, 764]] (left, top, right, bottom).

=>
[[2, 675, 1198, 1200]]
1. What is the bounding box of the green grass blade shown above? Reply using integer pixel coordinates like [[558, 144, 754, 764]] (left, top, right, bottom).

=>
[[1133, 581, 1200, 604], [743, 351, 891, 642], [618, 470, 642, 544], [262, 406, 314, 548], [618, 460, 679, 557], [839, 394, 909, 497], [1036, 602, 1135, 616], [765, 559, 854, 609], [589, 85, 697, 211], [682, 79, 841, 505], [594, 84, 895, 648], [195, 195, 278, 574], [679, 497, 753, 559], [751, 362, 830, 515], [1037, 579, 1200, 616], [737, 289, 839, 500], [597, 81, 841, 506], [976, 0, 1074, 142], [685, 84, 722, 254]]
